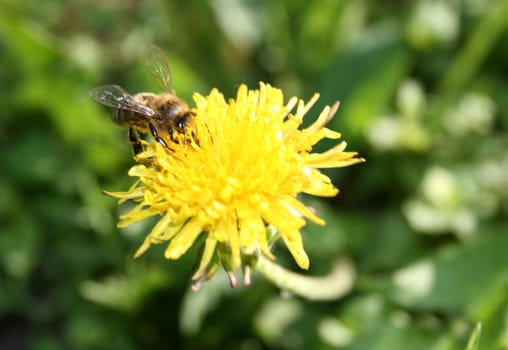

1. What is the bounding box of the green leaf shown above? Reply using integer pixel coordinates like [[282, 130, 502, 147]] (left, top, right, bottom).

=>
[[464, 323, 481, 350], [389, 228, 508, 316], [318, 22, 410, 137]]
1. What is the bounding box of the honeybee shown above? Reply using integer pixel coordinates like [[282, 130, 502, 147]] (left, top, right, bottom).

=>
[[89, 45, 194, 154]]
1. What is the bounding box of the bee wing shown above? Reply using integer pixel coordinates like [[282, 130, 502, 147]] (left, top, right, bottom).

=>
[[89, 84, 156, 116], [143, 45, 174, 93]]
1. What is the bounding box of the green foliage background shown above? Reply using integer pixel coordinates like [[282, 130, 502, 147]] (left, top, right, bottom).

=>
[[1, 0, 507, 349]]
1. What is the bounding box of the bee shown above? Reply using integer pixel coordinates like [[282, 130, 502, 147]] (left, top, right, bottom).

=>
[[89, 45, 194, 155]]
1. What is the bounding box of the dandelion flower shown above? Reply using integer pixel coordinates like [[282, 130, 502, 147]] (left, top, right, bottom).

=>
[[106, 82, 364, 289]]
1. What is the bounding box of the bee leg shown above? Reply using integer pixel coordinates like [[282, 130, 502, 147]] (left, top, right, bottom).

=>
[[128, 127, 143, 155], [148, 123, 168, 148], [168, 126, 175, 142]]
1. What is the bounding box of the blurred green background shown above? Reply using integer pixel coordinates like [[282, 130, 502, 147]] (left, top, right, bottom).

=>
[[1, 0, 507, 349]]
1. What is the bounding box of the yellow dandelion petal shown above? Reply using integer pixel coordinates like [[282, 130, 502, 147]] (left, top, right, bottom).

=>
[[227, 218, 241, 270], [103, 180, 145, 203], [307, 101, 338, 131], [191, 237, 218, 280], [295, 103, 341, 151], [281, 230, 310, 270], [237, 207, 275, 260], [301, 167, 339, 197], [306, 141, 366, 169], [214, 214, 241, 268], [294, 93, 320, 122], [134, 214, 171, 258], [262, 199, 307, 234], [282, 196, 325, 226], [127, 164, 153, 178], [117, 205, 161, 228], [164, 219, 203, 260], [107, 82, 364, 285], [103, 188, 144, 201]]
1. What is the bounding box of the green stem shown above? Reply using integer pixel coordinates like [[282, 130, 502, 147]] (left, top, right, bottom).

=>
[[428, 0, 508, 129], [465, 323, 482, 350], [437, 0, 508, 97], [255, 255, 355, 301]]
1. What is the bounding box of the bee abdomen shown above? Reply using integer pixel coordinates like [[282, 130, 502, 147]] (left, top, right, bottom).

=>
[[112, 109, 132, 126]]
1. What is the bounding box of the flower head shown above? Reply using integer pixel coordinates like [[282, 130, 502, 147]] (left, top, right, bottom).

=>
[[107, 82, 364, 289]]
